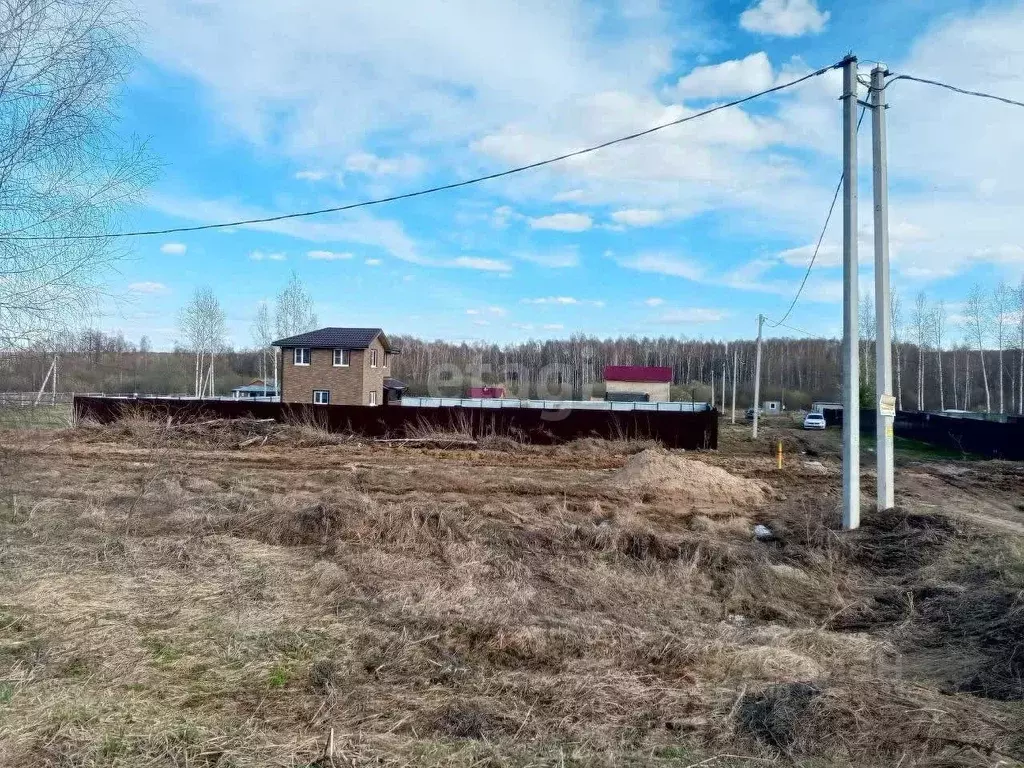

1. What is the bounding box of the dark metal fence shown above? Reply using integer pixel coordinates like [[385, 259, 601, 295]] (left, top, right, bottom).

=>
[[73, 396, 719, 449], [859, 409, 1024, 460]]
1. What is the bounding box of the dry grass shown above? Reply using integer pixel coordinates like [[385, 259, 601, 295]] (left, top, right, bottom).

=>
[[0, 420, 1021, 766]]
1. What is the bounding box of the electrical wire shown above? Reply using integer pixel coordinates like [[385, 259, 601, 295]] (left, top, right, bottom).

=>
[[765, 70, 1024, 331], [885, 73, 1024, 109], [0, 62, 842, 243], [762, 319, 821, 337], [765, 105, 867, 329]]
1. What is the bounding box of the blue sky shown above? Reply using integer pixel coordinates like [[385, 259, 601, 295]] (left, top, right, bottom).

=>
[[103, 0, 1024, 350]]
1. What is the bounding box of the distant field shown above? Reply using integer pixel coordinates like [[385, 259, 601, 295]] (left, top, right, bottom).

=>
[[0, 416, 1021, 766], [0, 404, 72, 429]]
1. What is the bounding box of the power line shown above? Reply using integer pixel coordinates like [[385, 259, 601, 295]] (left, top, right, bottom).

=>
[[1, 62, 842, 243], [762, 318, 821, 337], [886, 73, 1024, 109], [765, 105, 867, 329]]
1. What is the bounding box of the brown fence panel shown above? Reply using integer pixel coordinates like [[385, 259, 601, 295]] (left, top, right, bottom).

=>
[[73, 396, 718, 450]]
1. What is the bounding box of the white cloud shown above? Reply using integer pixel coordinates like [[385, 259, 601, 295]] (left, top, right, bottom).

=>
[[617, 252, 704, 280], [673, 52, 773, 98], [542, 323, 564, 330], [739, 0, 829, 37], [447, 256, 512, 272], [249, 250, 287, 261], [645, 297, 665, 306], [522, 296, 578, 305], [137, 0, 679, 165], [294, 169, 329, 181], [473, 320, 490, 327], [160, 242, 187, 255], [658, 307, 728, 323], [467, 306, 506, 317], [610, 208, 665, 227], [465, 309, 480, 315], [777, 243, 840, 268], [365, 258, 383, 266], [128, 281, 170, 295], [308, 250, 353, 260], [553, 189, 586, 202], [529, 212, 593, 232], [521, 296, 603, 307], [492, 205, 518, 228], [345, 152, 424, 177], [516, 247, 579, 268], [471, 87, 823, 235], [148, 193, 426, 265]]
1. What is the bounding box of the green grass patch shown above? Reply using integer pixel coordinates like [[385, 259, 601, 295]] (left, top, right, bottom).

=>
[[142, 637, 184, 665], [892, 435, 979, 461], [0, 404, 72, 429], [0, 681, 14, 704], [267, 664, 290, 688]]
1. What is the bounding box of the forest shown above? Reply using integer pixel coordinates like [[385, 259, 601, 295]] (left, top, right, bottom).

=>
[[3, 319, 1023, 415]]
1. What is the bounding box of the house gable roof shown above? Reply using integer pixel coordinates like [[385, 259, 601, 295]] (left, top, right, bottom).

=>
[[272, 327, 396, 352], [604, 365, 672, 384]]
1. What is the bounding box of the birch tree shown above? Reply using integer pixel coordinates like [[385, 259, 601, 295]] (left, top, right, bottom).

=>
[[891, 292, 904, 410], [273, 272, 318, 390], [859, 292, 875, 393], [250, 300, 273, 389], [178, 287, 226, 397], [932, 300, 946, 411], [912, 292, 928, 410], [1018, 278, 1024, 415], [993, 281, 1010, 413], [0, 0, 151, 348], [965, 284, 991, 412]]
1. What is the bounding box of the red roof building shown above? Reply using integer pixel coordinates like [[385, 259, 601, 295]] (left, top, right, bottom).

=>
[[603, 365, 672, 383], [468, 386, 505, 399]]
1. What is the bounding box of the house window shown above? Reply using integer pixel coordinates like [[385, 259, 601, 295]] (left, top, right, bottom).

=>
[[370, 349, 378, 368], [333, 349, 350, 367], [368, 390, 377, 406], [294, 347, 310, 366], [382, 353, 389, 368], [313, 390, 330, 405]]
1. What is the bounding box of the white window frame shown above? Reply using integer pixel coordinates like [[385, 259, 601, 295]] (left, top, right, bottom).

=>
[[313, 390, 330, 405], [368, 390, 377, 406], [333, 348, 350, 367], [370, 348, 378, 368], [293, 347, 310, 366]]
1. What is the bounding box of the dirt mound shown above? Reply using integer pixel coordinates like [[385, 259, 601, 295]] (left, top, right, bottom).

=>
[[610, 449, 769, 509]]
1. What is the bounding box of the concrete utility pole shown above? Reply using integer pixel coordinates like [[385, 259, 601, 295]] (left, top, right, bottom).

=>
[[752, 314, 764, 439], [841, 55, 861, 530], [872, 63, 895, 511], [721, 360, 726, 415], [731, 348, 738, 424]]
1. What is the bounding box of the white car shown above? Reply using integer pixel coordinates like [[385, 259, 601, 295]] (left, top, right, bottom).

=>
[[803, 412, 827, 430]]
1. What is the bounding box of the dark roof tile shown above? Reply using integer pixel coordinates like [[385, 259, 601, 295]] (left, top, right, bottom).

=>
[[272, 327, 395, 351]]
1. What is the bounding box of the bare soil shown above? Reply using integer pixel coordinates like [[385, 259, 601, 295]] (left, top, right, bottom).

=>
[[0, 414, 1021, 767]]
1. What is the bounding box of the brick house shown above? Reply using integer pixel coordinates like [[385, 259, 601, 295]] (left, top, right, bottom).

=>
[[273, 327, 398, 406]]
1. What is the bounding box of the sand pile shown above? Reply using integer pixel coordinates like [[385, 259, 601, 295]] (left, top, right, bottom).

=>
[[610, 448, 769, 508]]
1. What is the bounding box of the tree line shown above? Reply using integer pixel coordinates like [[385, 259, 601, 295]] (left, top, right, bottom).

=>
[[3, 271, 1023, 414]]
